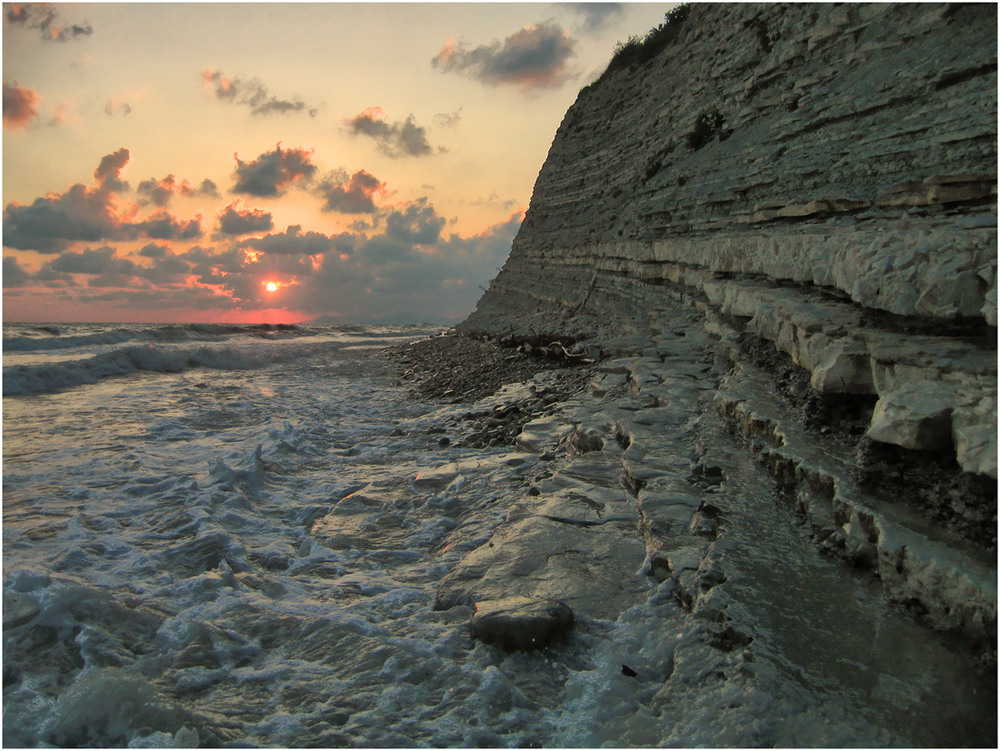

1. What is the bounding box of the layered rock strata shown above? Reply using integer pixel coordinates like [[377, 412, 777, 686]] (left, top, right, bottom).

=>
[[459, 3, 996, 640]]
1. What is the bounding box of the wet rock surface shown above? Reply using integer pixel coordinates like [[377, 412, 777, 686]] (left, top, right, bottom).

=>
[[382, 308, 996, 745], [371, 4, 996, 742], [469, 598, 574, 651]]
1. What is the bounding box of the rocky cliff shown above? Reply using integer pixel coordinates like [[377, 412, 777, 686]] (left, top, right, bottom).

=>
[[458, 3, 997, 643]]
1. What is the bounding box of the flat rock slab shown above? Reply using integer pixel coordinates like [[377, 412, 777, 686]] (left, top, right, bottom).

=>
[[512, 488, 637, 526], [469, 596, 574, 651], [311, 490, 413, 551], [515, 418, 575, 453], [436, 515, 648, 621]]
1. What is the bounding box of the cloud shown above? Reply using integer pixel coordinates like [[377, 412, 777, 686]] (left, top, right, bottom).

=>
[[108, 199, 519, 320], [137, 174, 195, 206], [218, 203, 274, 236], [470, 192, 521, 211], [104, 98, 132, 117], [46, 99, 77, 127], [31, 244, 156, 288], [434, 109, 462, 129], [46, 245, 136, 276], [198, 179, 220, 198], [296, 208, 523, 322], [316, 170, 386, 214], [3, 81, 41, 130], [5, 3, 93, 42], [3, 255, 30, 287], [239, 225, 336, 257], [384, 200, 446, 245], [135, 210, 202, 241], [232, 144, 317, 197], [22, 242, 195, 290], [137, 242, 169, 258], [202, 69, 319, 117], [340, 200, 448, 265], [3, 148, 131, 252], [564, 3, 626, 33], [30, 264, 73, 286], [136, 174, 215, 207], [431, 22, 577, 91], [94, 148, 131, 192], [345, 107, 437, 158], [134, 250, 192, 285], [3, 149, 207, 252], [175, 245, 245, 287]]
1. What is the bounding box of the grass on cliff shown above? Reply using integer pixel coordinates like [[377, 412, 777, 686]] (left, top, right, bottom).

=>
[[600, 3, 691, 80]]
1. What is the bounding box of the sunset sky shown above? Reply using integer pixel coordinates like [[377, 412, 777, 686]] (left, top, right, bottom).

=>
[[2, 2, 671, 324]]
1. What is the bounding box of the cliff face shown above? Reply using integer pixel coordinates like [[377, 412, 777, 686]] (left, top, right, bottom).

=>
[[459, 3, 997, 637], [463, 2, 996, 473]]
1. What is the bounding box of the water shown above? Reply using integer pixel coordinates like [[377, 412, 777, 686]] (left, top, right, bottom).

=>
[[2, 322, 994, 747]]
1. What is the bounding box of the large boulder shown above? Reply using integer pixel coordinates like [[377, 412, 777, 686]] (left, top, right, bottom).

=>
[[469, 597, 574, 651], [866, 382, 955, 452]]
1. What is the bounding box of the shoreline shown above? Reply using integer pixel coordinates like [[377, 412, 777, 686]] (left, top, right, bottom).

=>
[[384, 320, 996, 656]]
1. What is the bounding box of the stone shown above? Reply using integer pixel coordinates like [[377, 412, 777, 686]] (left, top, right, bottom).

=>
[[312, 490, 411, 551], [435, 515, 648, 620], [516, 418, 574, 453], [866, 382, 956, 452], [809, 341, 874, 394], [413, 465, 462, 490], [469, 597, 574, 651], [567, 427, 605, 454], [952, 423, 998, 478]]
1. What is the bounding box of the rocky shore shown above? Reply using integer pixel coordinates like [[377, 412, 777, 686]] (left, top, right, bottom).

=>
[[381, 300, 995, 744], [374, 4, 996, 743], [390, 332, 592, 405], [390, 318, 995, 651]]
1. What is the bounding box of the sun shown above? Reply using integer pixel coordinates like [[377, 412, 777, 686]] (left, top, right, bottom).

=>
[[264, 281, 279, 292]]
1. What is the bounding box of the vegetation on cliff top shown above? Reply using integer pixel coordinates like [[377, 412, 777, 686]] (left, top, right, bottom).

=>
[[599, 3, 691, 81]]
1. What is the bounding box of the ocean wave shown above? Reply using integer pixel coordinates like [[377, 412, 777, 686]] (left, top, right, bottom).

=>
[[3, 343, 267, 396], [2, 323, 305, 353]]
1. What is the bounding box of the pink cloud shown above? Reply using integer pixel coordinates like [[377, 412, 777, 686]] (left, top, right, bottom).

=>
[[3, 81, 41, 130], [431, 22, 577, 91]]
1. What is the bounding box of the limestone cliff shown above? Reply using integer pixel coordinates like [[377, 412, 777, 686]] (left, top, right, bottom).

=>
[[459, 3, 997, 637]]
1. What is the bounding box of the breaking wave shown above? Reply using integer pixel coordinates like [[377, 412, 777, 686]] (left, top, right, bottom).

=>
[[4, 343, 268, 396], [2, 323, 305, 353]]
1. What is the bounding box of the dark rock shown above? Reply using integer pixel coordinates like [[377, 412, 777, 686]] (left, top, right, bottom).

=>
[[689, 511, 718, 538], [567, 427, 605, 454], [707, 625, 753, 652], [469, 597, 574, 651], [388, 332, 594, 404]]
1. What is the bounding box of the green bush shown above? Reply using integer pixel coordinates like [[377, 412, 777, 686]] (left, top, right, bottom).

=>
[[601, 4, 692, 79], [686, 107, 723, 150]]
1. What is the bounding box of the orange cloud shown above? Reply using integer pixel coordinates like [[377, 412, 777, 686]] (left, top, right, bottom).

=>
[[3, 81, 41, 130]]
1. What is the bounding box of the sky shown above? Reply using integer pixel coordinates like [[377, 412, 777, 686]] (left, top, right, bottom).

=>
[[2, 1, 672, 324]]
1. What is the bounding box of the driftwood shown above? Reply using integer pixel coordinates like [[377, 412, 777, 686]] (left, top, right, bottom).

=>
[[517, 340, 593, 364]]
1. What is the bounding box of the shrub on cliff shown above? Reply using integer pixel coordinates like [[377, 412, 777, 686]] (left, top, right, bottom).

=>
[[601, 3, 691, 80], [686, 107, 724, 150]]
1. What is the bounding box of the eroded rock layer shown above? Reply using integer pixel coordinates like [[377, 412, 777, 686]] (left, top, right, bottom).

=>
[[462, 2, 996, 477], [459, 3, 997, 639]]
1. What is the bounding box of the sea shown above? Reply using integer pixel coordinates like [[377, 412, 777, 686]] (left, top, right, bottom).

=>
[[2, 321, 995, 748]]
